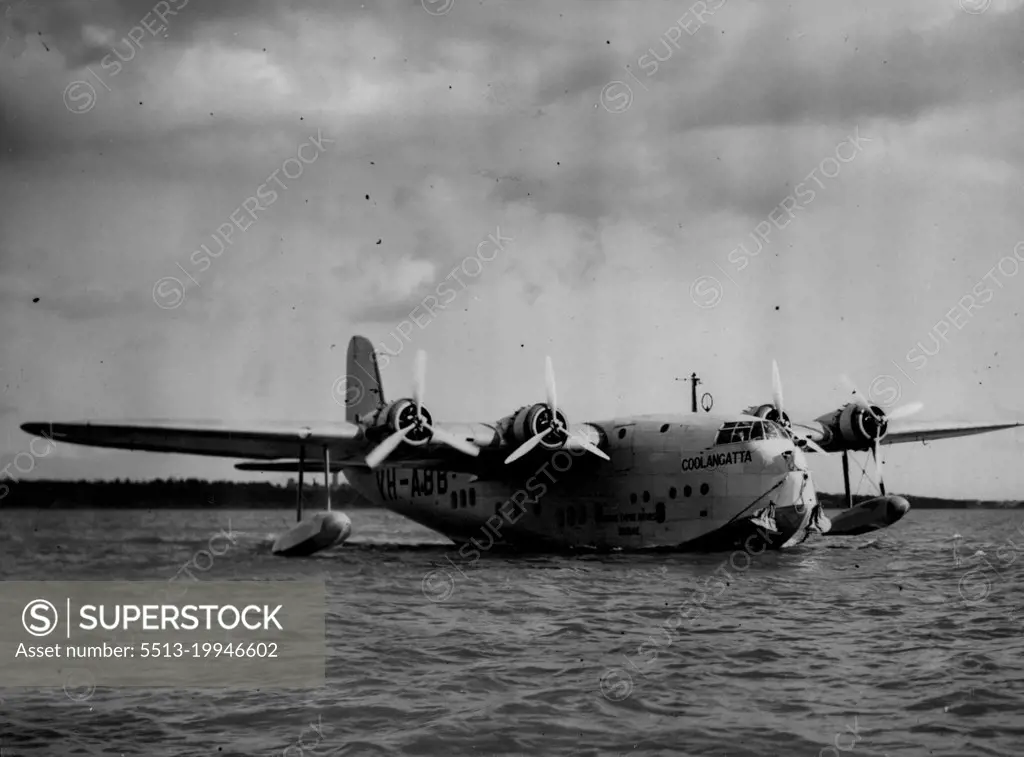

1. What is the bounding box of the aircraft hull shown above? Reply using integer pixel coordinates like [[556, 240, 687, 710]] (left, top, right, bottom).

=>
[[345, 464, 819, 553]]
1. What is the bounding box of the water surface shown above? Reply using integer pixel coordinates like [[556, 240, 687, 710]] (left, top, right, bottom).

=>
[[1, 507, 1022, 756]]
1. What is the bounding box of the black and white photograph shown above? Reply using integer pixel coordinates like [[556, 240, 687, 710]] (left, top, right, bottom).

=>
[[2, 0, 1023, 754]]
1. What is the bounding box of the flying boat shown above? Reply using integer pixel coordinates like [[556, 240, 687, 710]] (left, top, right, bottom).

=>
[[20, 336, 1021, 557]]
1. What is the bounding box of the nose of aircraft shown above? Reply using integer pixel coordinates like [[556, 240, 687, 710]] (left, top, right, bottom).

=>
[[778, 443, 809, 472]]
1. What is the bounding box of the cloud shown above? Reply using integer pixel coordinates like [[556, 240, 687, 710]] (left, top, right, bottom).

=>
[[1, 0, 1023, 498]]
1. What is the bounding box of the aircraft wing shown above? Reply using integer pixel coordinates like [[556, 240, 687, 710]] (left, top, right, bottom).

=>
[[20, 419, 497, 468], [881, 420, 1023, 446], [21, 420, 368, 460], [20, 417, 607, 473]]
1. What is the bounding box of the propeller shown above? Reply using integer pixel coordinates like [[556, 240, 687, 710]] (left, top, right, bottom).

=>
[[504, 357, 609, 464], [773, 359, 828, 454], [365, 350, 480, 469], [840, 375, 923, 492], [771, 359, 784, 423]]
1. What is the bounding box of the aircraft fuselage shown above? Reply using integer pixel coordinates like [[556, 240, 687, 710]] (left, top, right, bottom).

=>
[[345, 414, 819, 552]]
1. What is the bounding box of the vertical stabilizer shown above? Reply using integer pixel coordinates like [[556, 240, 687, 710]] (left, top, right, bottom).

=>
[[345, 336, 385, 422]]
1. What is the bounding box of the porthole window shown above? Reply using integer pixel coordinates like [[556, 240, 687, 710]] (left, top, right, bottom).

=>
[[642, 491, 650, 503], [684, 485, 692, 497], [451, 492, 458, 509], [469, 488, 476, 507], [660, 423, 669, 433], [630, 493, 637, 504], [567, 507, 576, 527], [460, 490, 467, 507], [618, 428, 627, 439], [669, 487, 677, 499], [700, 483, 709, 495], [655, 502, 665, 523]]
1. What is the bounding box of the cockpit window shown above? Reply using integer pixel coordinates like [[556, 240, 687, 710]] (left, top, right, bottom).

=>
[[716, 420, 784, 445], [730, 425, 751, 443], [715, 421, 758, 445]]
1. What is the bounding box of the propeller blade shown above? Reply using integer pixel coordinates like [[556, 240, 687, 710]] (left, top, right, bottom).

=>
[[504, 429, 548, 464], [365, 426, 413, 469], [427, 425, 480, 458], [887, 401, 923, 421], [873, 432, 884, 493], [575, 436, 611, 461], [413, 349, 427, 417], [545, 356, 557, 421], [771, 359, 784, 419]]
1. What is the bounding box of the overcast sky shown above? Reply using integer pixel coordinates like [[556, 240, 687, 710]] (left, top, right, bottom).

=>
[[2, 0, 1023, 499]]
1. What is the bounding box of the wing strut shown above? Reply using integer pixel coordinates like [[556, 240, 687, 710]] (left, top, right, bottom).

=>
[[842, 450, 852, 509], [324, 445, 331, 511], [297, 445, 305, 523]]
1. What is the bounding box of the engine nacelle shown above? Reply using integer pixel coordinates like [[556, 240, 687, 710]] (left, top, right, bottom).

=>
[[371, 398, 433, 446], [815, 403, 888, 450], [745, 403, 791, 428], [508, 403, 569, 451]]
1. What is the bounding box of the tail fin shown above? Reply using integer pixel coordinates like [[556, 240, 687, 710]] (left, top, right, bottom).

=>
[[345, 336, 385, 422]]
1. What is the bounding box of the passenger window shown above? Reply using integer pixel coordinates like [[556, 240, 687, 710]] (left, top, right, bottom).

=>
[[459, 490, 467, 508], [469, 489, 476, 506]]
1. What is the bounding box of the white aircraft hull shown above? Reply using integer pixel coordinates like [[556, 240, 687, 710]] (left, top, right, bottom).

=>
[[346, 465, 819, 552]]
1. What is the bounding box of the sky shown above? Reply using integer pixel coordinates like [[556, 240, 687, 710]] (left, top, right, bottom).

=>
[[1, 0, 1023, 499]]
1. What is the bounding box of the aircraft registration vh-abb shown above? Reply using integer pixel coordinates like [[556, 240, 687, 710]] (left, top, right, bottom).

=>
[[20, 336, 1022, 557]]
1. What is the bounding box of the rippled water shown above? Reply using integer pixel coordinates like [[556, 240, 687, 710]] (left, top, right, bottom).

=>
[[1, 507, 1023, 756]]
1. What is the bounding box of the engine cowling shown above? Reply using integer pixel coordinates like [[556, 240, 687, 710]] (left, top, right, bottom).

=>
[[813, 402, 887, 450], [508, 403, 569, 451], [837, 402, 887, 448], [745, 403, 791, 427], [372, 398, 433, 446]]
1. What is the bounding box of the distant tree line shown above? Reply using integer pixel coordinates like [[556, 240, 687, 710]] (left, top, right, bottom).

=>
[[815, 492, 1023, 510], [0, 479, 375, 509]]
